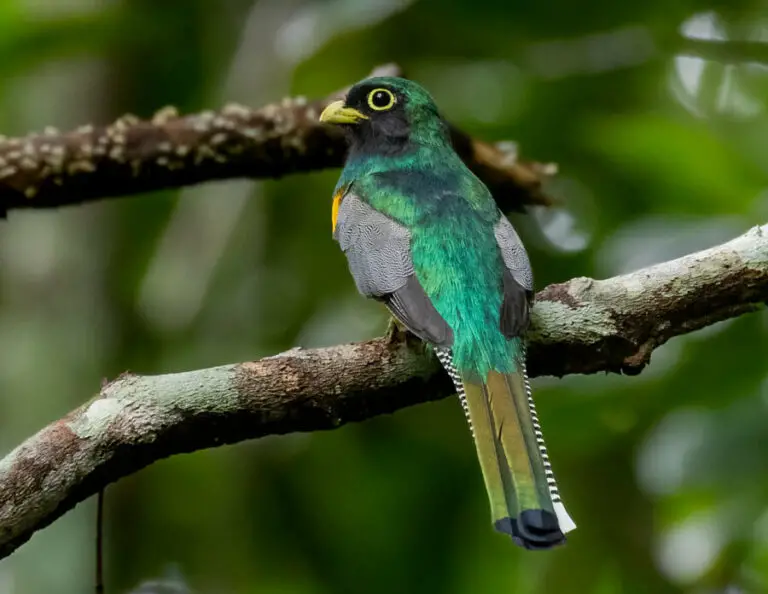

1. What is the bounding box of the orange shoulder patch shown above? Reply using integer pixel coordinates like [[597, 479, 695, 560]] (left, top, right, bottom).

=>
[[331, 188, 346, 233]]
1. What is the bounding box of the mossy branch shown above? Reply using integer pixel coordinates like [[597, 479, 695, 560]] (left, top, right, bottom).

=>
[[1, 223, 766, 560]]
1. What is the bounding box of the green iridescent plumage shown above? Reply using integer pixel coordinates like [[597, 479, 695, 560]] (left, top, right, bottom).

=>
[[322, 76, 575, 549], [344, 156, 516, 379]]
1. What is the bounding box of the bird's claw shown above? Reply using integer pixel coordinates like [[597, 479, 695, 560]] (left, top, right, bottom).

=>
[[385, 317, 408, 345]]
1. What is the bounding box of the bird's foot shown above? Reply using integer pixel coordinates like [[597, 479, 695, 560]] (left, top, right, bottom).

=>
[[384, 317, 408, 345]]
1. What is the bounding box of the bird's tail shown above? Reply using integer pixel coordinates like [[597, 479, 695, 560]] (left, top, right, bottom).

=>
[[436, 348, 576, 550]]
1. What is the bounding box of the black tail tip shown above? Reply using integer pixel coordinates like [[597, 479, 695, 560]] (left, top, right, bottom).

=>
[[495, 510, 566, 551]]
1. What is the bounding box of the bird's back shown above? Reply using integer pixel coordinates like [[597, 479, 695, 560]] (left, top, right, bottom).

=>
[[353, 160, 517, 378]]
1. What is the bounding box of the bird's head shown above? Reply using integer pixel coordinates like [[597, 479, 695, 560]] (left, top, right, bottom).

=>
[[319, 76, 449, 156]]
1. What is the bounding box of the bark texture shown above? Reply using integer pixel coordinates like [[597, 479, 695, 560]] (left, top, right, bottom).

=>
[[1, 223, 766, 561], [0, 64, 554, 218]]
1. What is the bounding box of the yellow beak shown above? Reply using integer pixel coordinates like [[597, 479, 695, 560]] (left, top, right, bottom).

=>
[[319, 100, 368, 124]]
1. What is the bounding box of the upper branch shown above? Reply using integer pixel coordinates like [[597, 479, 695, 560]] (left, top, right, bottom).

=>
[[673, 37, 768, 65], [0, 223, 766, 560], [0, 64, 554, 217]]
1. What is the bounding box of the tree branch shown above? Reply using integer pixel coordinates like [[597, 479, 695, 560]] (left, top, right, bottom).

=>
[[0, 223, 766, 560], [673, 37, 768, 65], [0, 63, 554, 218]]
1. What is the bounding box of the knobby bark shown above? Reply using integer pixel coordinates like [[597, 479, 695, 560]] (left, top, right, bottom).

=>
[[0, 223, 766, 560], [0, 64, 554, 218]]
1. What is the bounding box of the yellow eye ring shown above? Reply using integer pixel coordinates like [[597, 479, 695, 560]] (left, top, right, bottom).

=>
[[367, 88, 396, 111]]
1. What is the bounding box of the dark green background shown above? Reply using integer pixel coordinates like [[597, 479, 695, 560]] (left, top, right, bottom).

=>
[[1, 0, 767, 592]]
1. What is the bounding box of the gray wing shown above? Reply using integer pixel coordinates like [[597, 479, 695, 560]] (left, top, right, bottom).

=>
[[334, 192, 453, 346], [494, 214, 534, 338]]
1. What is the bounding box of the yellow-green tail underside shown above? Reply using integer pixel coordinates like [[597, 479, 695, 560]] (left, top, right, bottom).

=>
[[436, 349, 576, 550]]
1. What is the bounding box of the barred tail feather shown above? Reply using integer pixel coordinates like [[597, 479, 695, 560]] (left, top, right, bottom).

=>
[[517, 355, 577, 534], [436, 347, 575, 550]]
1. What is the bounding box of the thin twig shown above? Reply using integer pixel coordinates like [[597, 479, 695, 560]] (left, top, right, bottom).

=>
[[673, 37, 768, 65], [95, 488, 105, 594]]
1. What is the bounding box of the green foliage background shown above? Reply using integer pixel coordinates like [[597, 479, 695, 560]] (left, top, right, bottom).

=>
[[1, 0, 768, 592]]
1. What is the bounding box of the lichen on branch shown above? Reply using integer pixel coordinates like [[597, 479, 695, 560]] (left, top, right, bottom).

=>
[[0, 223, 766, 561]]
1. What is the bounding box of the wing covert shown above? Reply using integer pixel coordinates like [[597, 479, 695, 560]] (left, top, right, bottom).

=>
[[334, 191, 453, 346], [334, 191, 414, 296], [494, 215, 533, 291], [494, 215, 534, 338]]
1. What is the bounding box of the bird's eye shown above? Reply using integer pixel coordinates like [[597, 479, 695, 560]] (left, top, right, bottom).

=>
[[367, 88, 396, 111]]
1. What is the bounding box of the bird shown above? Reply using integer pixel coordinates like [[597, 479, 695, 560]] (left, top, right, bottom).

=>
[[319, 76, 576, 550]]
